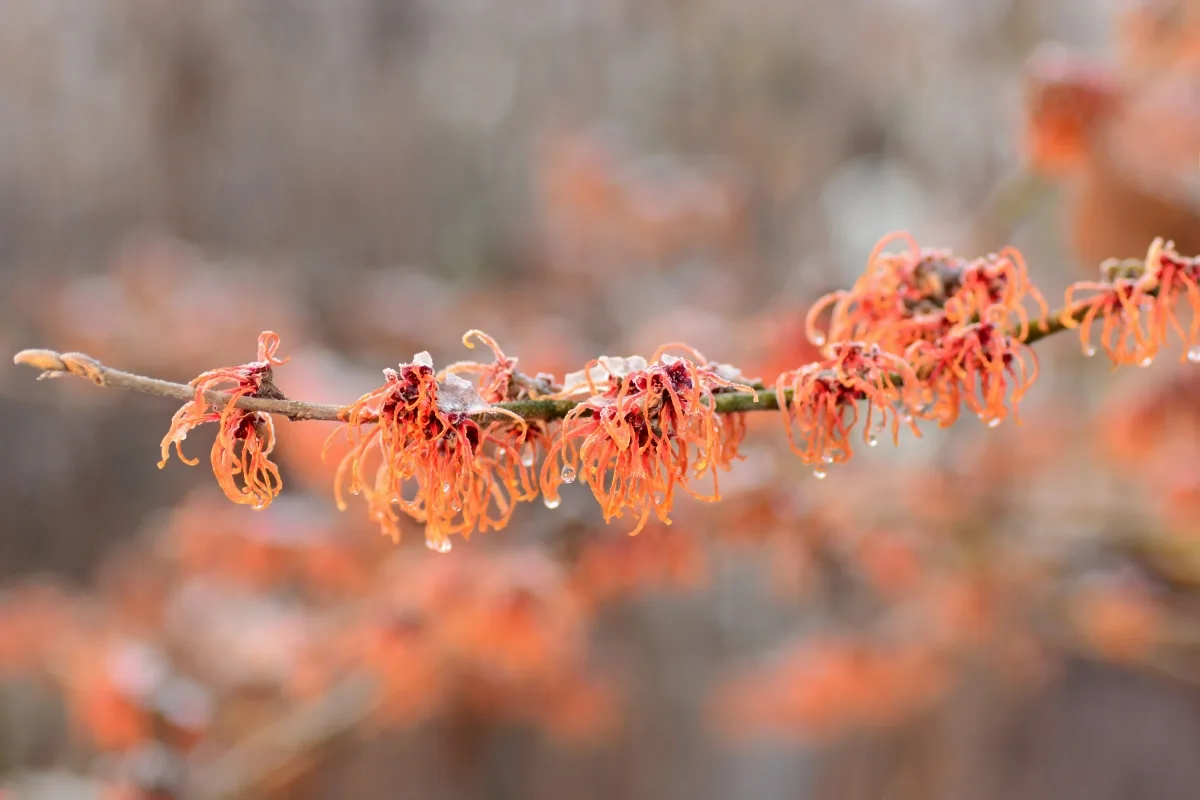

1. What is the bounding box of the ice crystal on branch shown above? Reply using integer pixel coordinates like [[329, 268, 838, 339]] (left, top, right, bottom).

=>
[[158, 331, 288, 510]]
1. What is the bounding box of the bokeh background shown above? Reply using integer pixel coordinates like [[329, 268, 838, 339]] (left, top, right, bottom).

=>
[[5, 0, 1200, 798]]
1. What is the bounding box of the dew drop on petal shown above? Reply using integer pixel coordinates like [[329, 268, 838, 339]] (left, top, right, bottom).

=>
[[426, 538, 453, 553], [442, 482, 451, 493], [1140, 357, 1154, 367], [521, 451, 535, 467], [821, 454, 834, 465], [813, 334, 826, 346], [987, 418, 1002, 429], [1188, 347, 1200, 364], [812, 468, 827, 480], [867, 436, 878, 447], [543, 496, 561, 509], [1084, 346, 1096, 358], [497, 447, 506, 456], [561, 466, 577, 483]]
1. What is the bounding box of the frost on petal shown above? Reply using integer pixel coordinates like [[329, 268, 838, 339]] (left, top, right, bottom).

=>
[[437, 372, 493, 416], [412, 351, 435, 369], [561, 356, 650, 396], [708, 362, 757, 387]]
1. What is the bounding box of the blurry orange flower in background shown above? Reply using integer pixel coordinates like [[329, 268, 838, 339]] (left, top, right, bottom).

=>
[[1070, 580, 1162, 663], [571, 524, 707, 606], [1022, 27, 1200, 266], [715, 636, 948, 741], [326, 551, 613, 741]]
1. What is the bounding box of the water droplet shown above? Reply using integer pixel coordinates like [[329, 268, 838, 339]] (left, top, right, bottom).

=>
[[521, 451, 535, 467], [426, 538, 452, 553], [987, 418, 1002, 429], [497, 447, 506, 456], [1084, 346, 1096, 358], [812, 468, 827, 480], [821, 454, 834, 465], [1188, 347, 1200, 364], [867, 436, 878, 448], [561, 466, 577, 483], [813, 334, 826, 346], [543, 496, 561, 509], [1140, 357, 1154, 367], [442, 482, 451, 493]]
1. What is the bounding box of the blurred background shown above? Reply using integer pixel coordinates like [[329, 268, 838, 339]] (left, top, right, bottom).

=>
[[5, 0, 1200, 797]]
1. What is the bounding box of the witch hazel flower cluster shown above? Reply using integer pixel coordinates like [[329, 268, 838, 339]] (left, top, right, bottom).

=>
[[130, 232, 1200, 549], [1061, 237, 1200, 366]]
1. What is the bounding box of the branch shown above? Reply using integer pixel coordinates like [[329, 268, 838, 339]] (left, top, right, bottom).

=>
[[11, 306, 1084, 424], [10, 347, 784, 421]]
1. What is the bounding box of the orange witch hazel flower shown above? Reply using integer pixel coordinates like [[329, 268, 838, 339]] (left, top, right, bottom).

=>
[[330, 337, 532, 551], [777, 341, 922, 477], [806, 232, 1047, 356], [159, 331, 288, 509], [540, 346, 756, 535], [1062, 238, 1200, 366], [906, 307, 1040, 429]]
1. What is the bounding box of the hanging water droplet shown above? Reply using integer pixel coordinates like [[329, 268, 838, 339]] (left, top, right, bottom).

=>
[[426, 538, 453, 554], [442, 482, 451, 493], [812, 334, 826, 346], [867, 435, 878, 448], [1140, 357, 1154, 367], [497, 447, 507, 456], [521, 451, 535, 467], [812, 468, 827, 480], [1188, 346, 1200, 364], [821, 454, 834, 465], [1084, 346, 1096, 358], [560, 465, 577, 483], [543, 496, 561, 509], [987, 418, 1002, 429]]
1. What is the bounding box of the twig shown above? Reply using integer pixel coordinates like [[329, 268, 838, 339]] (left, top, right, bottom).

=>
[[185, 674, 379, 800], [11, 305, 1088, 424]]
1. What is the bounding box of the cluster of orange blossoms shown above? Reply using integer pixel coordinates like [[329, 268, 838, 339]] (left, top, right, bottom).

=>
[[318, 551, 613, 740], [328, 332, 534, 552], [153, 234, 1200, 548], [539, 347, 756, 534], [1062, 237, 1200, 365]]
